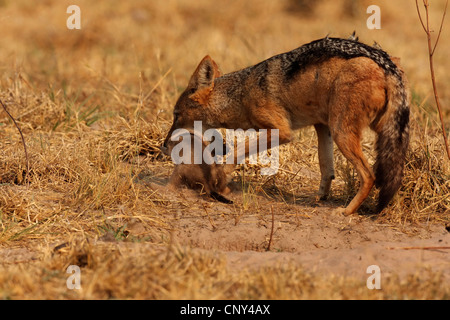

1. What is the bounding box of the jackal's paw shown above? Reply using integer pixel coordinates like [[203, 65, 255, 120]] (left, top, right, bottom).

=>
[[332, 207, 358, 217], [331, 207, 347, 217], [318, 193, 329, 201], [315, 193, 330, 203]]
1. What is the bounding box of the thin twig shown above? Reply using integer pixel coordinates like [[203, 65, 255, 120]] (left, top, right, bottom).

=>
[[387, 246, 450, 250], [201, 204, 217, 231], [143, 68, 172, 102], [415, 0, 428, 32], [266, 205, 275, 251], [431, 0, 448, 56], [1, 99, 30, 184]]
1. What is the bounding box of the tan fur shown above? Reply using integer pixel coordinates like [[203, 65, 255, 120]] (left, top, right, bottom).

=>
[[162, 38, 409, 215], [167, 132, 234, 203]]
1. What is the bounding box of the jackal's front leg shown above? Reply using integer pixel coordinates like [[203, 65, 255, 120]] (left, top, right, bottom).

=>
[[314, 124, 335, 199]]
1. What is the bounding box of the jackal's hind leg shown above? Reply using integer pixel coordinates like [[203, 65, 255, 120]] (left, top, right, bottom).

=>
[[332, 131, 375, 216], [314, 124, 335, 199]]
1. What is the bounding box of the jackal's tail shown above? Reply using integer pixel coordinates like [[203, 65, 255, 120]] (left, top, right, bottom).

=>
[[374, 71, 410, 213]]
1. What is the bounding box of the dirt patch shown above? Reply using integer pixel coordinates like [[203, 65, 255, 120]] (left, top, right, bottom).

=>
[[148, 182, 450, 283]]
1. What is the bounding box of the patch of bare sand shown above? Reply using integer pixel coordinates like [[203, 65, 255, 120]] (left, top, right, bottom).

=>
[[159, 182, 450, 283]]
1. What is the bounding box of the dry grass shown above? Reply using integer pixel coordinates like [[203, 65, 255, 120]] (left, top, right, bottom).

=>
[[0, 0, 449, 300], [1, 239, 448, 300]]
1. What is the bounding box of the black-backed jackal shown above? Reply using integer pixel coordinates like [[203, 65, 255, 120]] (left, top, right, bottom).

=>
[[162, 35, 410, 215]]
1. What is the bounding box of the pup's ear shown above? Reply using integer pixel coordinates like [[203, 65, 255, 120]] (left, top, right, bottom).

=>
[[188, 55, 221, 90]]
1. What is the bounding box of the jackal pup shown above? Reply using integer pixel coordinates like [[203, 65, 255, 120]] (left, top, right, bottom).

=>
[[162, 35, 410, 215], [167, 131, 234, 204]]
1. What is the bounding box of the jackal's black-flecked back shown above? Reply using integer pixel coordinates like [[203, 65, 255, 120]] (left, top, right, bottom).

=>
[[277, 36, 401, 81]]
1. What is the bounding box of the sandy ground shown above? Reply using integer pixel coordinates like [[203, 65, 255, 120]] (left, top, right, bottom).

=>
[[151, 180, 450, 283]]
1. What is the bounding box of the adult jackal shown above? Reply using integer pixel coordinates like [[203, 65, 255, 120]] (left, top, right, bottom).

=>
[[162, 35, 410, 215]]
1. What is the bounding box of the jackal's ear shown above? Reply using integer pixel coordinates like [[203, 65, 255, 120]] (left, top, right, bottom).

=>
[[188, 55, 221, 90]]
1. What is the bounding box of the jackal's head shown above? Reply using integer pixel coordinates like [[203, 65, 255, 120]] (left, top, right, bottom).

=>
[[161, 55, 221, 155]]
